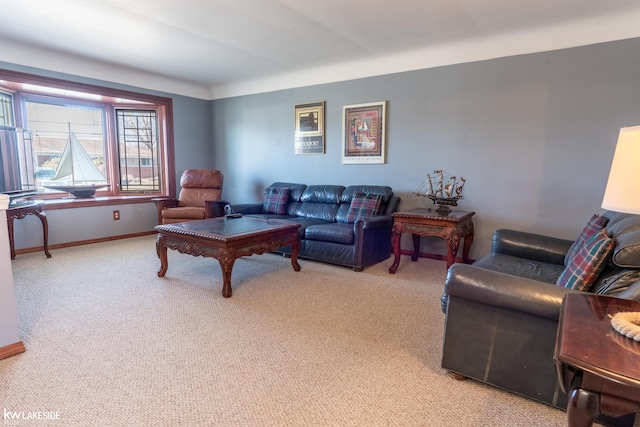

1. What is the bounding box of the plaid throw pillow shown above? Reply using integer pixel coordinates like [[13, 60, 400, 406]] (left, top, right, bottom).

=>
[[556, 228, 614, 291], [346, 192, 383, 223], [263, 187, 290, 214], [564, 214, 609, 266]]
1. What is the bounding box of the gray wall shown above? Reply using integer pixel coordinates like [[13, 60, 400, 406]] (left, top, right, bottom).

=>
[[213, 38, 640, 260], [6, 37, 640, 261]]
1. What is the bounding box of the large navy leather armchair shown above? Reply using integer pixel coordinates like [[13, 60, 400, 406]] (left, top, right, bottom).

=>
[[441, 212, 640, 426]]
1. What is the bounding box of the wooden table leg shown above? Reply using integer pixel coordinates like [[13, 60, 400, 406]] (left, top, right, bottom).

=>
[[411, 233, 420, 262], [567, 387, 600, 427], [389, 226, 401, 274], [156, 235, 168, 277], [34, 210, 51, 258], [445, 228, 460, 269], [290, 235, 301, 272], [6, 203, 51, 259], [217, 252, 236, 298], [7, 215, 16, 260], [462, 223, 474, 264], [448, 371, 467, 381]]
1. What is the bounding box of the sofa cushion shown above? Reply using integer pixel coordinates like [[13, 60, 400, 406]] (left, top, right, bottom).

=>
[[265, 182, 307, 201], [263, 187, 290, 214], [305, 223, 354, 245], [291, 185, 343, 222], [300, 185, 345, 204], [473, 253, 565, 284], [296, 203, 340, 222], [267, 217, 328, 238], [557, 228, 614, 291], [564, 214, 609, 266], [345, 192, 383, 223]]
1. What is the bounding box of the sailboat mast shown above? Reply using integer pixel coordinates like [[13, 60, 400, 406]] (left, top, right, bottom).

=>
[[68, 123, 76, 185]]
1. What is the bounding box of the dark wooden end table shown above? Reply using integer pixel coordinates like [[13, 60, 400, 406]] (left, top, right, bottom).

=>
[[554, 293, 640, 427], [388, 208, 475, 273], [6, 201, 51, 260], [155, 216, 301, 298]]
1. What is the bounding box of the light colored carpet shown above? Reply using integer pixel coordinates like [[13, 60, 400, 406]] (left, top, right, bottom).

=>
[[0, 236, 607, 426]]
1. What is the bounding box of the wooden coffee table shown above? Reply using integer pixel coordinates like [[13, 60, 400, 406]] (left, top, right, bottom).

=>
[[155, 216, 301, 298], [554, 293, 640, 427]]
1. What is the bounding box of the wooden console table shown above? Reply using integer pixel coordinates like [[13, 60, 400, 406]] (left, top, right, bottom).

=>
[[389, 208, 474, 273], [6, 202, 51, 260], [554, 293, 640, 427]]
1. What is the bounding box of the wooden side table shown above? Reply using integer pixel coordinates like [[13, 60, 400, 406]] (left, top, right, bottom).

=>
[[554, 293, 640, 427], [388, 208, 474, 273], [6, 202, 51, 260]]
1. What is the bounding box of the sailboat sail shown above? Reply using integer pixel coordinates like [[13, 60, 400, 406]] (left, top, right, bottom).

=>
[[50, 130, 106, 184]]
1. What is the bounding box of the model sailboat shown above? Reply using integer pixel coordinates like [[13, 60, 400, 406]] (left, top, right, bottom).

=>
[[415, 169, 466, 214], [44, 128, 109, 197]]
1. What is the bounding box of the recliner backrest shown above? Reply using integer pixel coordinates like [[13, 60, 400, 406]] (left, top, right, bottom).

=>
[[178, 169, 223, 207]]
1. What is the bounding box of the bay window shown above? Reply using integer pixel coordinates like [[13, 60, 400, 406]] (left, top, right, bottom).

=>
[[0, 69, 175, 207]]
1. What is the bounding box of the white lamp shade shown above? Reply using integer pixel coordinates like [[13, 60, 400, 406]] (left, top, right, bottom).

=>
[[601, 126, 640, 214]]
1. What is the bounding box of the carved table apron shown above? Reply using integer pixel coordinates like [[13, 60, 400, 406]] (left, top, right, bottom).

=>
[[155, 217, 301, 298]]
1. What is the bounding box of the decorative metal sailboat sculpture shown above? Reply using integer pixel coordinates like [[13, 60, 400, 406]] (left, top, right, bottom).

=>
[[44, 128, 109, 198]]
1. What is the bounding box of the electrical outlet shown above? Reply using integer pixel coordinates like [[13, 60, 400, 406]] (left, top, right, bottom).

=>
[[113, 210, 120, 220]]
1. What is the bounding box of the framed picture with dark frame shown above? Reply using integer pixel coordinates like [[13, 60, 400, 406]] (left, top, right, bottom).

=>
[[341, 101, 386, 164], [294, 101, 325, 155]]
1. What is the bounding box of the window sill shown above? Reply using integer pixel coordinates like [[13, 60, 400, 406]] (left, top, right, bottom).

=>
[[35, 195, 163, 211]]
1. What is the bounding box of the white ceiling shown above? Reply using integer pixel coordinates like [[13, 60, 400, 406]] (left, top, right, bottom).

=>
[[2, 0, 640, 100]]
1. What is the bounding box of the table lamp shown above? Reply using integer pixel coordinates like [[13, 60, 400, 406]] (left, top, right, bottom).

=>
[[601, 125, 640, 214], [601, 125, 640, 339]]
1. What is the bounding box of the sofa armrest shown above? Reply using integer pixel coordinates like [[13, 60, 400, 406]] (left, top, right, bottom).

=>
[[151, 197, 178, 224], [152, 197, 178, 208], [355, 214, 393, 229], [492, 229, 573, 265], [443, 263, 578, 319], [224, 203, 263, 215], [350, 214, 394, 271], [383, 195, 401, 215]]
